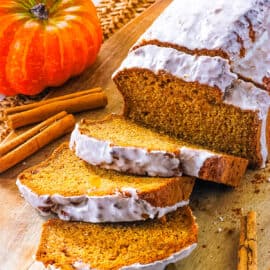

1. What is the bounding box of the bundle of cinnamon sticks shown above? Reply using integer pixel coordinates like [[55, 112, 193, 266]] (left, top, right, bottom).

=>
[[0, 112, 75, 173], [3, 87, 107, 129], [0, 88, 108, 173]]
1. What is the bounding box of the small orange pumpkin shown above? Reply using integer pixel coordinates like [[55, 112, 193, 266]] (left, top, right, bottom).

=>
[[0, 0, 102, 96]]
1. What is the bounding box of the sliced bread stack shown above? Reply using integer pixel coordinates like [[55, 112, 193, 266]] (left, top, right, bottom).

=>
[[17, 142, 197, 269], [16, 0, 261, 268], [17, 143, 198, 269], [17, 114, 248, 270]]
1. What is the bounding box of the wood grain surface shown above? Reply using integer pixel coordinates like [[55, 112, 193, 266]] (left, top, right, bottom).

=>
[[1, 0, 270, 269]]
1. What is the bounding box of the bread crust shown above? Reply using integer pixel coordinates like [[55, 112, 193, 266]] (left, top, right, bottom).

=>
[[199, 156, 248, 186]]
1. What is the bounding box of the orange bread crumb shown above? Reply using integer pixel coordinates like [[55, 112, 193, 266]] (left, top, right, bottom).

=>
[[36, 206, 198, 270]]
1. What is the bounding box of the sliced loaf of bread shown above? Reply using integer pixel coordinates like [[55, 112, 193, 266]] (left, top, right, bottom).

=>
[[36, 206, 198, 270], [70, 115, 248, 186], [17, 143, 194, 223]]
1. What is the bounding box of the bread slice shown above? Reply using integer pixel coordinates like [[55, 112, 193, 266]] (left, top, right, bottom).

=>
[[36, 206, 198, 270], [17, 143, 194, 223], [70, 115, 248, 186]]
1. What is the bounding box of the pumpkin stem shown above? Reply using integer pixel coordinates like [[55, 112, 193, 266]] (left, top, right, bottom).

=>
[[30, 3, 49, 20]]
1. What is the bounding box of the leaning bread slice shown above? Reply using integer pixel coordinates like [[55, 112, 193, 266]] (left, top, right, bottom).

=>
[[17, 143, 194, 223], [70, 114, 248, 186], [36, 206, 198, 270]]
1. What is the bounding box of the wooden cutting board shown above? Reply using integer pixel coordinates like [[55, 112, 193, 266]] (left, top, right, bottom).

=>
[[1, 0, 270, 269]]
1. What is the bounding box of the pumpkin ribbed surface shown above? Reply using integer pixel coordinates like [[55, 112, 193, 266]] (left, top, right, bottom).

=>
[[0, 0, 102, 95]]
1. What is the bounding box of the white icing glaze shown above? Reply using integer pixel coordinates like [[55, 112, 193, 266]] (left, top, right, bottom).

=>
[[70, 123, 182, 177], [233, 31, 270, 85], [179, 147, 216, 177], [133, 0, 270, 86], [0, 94, 5, 101], [113, 45, 236, 94], [70, 121, 220, 177], [45, 244, 197, 270], [16, 179, 189, 223], [224, 79, 270, 166]]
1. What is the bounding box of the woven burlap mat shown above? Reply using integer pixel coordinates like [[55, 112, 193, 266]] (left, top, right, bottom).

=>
[[0, 0, 156, 142], [98, 0, 155, 39]]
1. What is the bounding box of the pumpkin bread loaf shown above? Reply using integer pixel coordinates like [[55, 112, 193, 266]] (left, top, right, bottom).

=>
[[17, 143, 195, 223], [112, 0, 270, 169], [70, 114, 248, 186], [36, 206, 198, 270]]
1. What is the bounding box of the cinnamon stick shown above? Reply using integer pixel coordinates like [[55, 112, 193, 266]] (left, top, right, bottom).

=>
[[6, 88, 107, 129], [4, 87, 102, 116], [0, 130, 17, 146], [0, 111, 67, 157], [0, 113, 75, 174], [238, 211, 257, 270]]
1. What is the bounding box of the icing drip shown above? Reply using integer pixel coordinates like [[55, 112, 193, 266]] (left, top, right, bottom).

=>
[[179, 147, 216, 177], [233, 31, 270, 85], [16, 179, 189, 223]]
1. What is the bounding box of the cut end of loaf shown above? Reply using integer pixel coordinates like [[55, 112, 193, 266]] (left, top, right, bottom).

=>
[[113, 68, 263, 168], [78, 114, 182, 152]]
